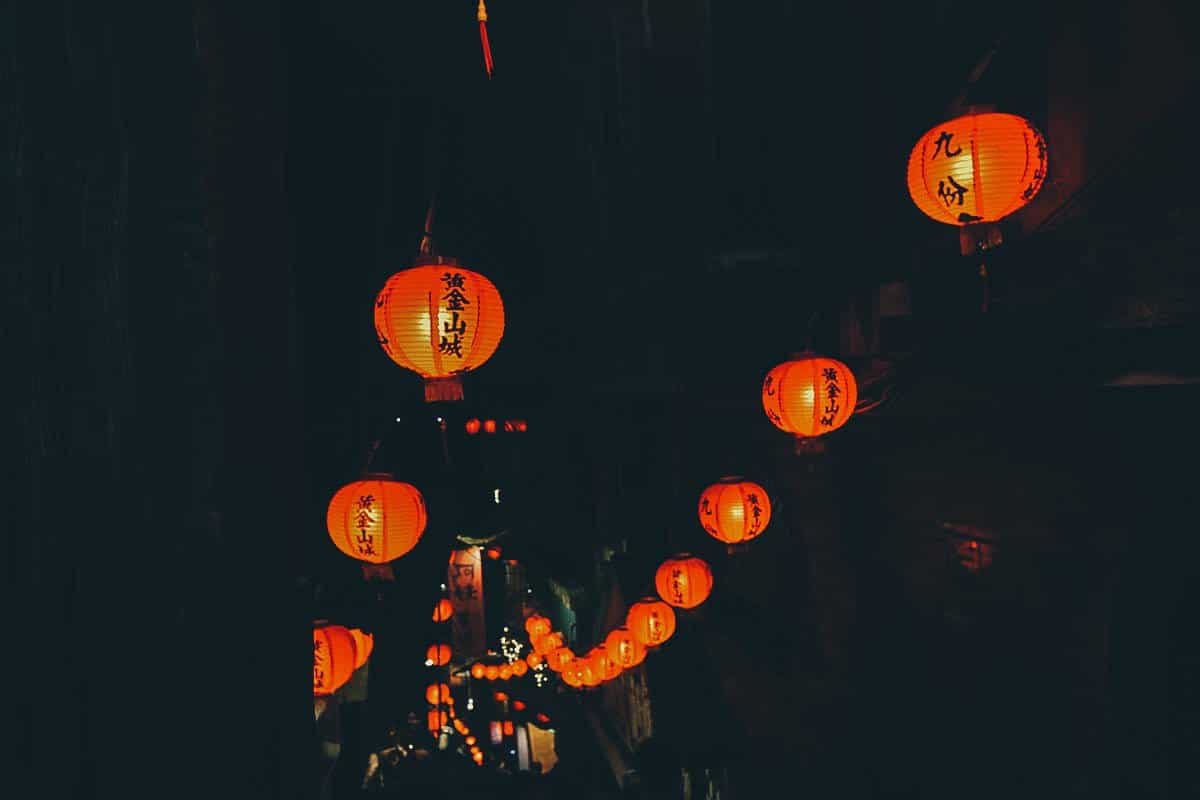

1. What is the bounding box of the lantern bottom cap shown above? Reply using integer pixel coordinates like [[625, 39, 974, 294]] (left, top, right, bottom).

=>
[[425, 376, 465, 403]]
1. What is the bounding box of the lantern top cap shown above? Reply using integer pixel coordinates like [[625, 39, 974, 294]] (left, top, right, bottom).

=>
[[667, 552, 695, 559], [313, 618, 331, 627], [955, 103, 998, 117], [359, 471, 397, 481], [412, 254, 461, 268], [717, 475, 746, 483]]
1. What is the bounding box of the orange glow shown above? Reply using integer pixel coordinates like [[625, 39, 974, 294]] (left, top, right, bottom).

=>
[[515, 420, 528, 432], [484, 419, 497, 434], [498, 664, 513, 680], [907, 111, 1047, 225], [465, 735, 477, 746], [425, 683, 452, 705], [433, 598, 454, 622], [526, 652, 543, 669], [349, 628, 375, 668], [560, 661, 583, 688], [485, 665, 500, 681], [589, 648, 622, 682], [511, 659, 528, 677], [465, 418, 482, 435], [604, 627, 646, 668], [533, 631, 563, 655], [512, 700, 526, 711], [313, 624, 358, 696], [536, 713, 551, 724], [374, 259, 505, 402], [626, 597, 677, 648], [326, 475, 427, 564], [524, 614, 552, 639], [427, 709, 448, 732], [472, 751, 484, 765], [698, 478, 772, 545], [546, 647, 575, 672], [654, 554, 714, 609], [426, 643, 452, 666], [503, 721, 515, 736], [762, 356, 857, 439], [485, 546, 502, 560], [471, 663, 486, 679], [494, 691, 509, 702]]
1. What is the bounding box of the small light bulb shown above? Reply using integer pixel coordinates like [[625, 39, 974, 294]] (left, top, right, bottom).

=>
[[436, 416, 444, 423], [395, 417, 402, 423], [493, 488, 501, 504], [440, 583, 446, 591]]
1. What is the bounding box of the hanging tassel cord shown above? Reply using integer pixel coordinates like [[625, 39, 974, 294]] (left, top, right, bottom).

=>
[[418, 195, 437, 257], [477, 1, 494, 79]]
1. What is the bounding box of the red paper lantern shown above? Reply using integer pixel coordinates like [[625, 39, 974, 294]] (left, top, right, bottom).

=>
[[604, 627, 646, 668], [526, 652, 543, 669], [533, 631, 563, 655], [524, 614, 552, 639], [762, 356, 857, 438], [483, 419, 497, 434], [465, 418, 482, 435], [471, 662, 486, 679], [427, 709, 448, 733], [433, 598, 453, 622], [485, 546, 502, 560], [349, 628, 375, 668], [654, 554, 714, 609], [498, 664, 513, 681], [425, 683, 452, 705], [626, 597, 676, 648], [426, 643, 452, 666], [313, 624, 358, 696], [374, 257, 505, 403], [485, 665, 500, 681], [511, 659, 528, 677], [698, 477, 772, 545], [589, 647, 622, 682], [326, 474, 427, 563], [907, 111, 1047, 226], [512, 700, 526, 711], [546, 647, 575, 672]]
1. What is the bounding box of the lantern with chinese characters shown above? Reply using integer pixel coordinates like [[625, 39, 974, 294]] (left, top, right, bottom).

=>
[[560, 660, 585, 689], [533, 631, 563, 655], [762, 356, 857, 439], [433, 598, 454, 622], [374, 256, 506, 403], [349, 628, 375, 669], [698, 477, 772, 546], [546, 647, 575, 672], [314, 624, 358, 696], [654, 554, 713, 609], [626, 597, 676, 648], [604, 627, 646, 668], [427, 643, 452, 666], [511, 659, 528, 677], [524, 614, 552, 639], [326, 474, 427, 564], [907, 111, 1047, 228], [425, 683, 453, 705], [589, 647, 622, 682]]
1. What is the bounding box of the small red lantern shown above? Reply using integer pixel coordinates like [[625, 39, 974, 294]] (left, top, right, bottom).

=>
[[485, 665, 500, 681], [433, 598, 453, 622], [326, 474, 427, 564], [511, 659, 528, 677], [524, 614, 552, 639], [526, 652, 543, 669], [604, 627, 646, 668], [425, 683, 452, 705], [698, 477, 772, 545], [654, 554, 714, 609], [426, 643, 452, 666], [427, 709, 448, 734], [589, 647, 622, 682], [762, 356, 857, 439], [485, 545, 502, 560], [546, 647, 574, 672], [494, 691, 509, 703], [502, 721, 515, 736], [465, 418, 482, 435], [512, 699, 526, 711], [533, 631, 563, 655], [471, 662, 486, 679], [314, 624, 358, 696], [626, 597, 676, 648], [484, 419, 497, 434], [498, 664, 513, 681]]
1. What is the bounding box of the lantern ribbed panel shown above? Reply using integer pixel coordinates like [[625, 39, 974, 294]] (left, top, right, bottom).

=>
[[590, 648, 623, 681], [433, 598, 453, 622], [626, 597, 677, 647], [512, 659, 528, 677], [349, 629, 374, 668], [314, 625, 358, 696], [525, 615, 552, 639], [427, 643, 452, 666], [326, 477, 427, 564], [374, 264, 505, 379], [425, 683, 452, 705], [604, 627, 647, 667], [699, 479, 771, 544], [907, 112, 1047, 225], [655, 555, 714, 609], [762, 357, 856, 437], [561, 661, 584, 688], [547, 646, 575, 672]]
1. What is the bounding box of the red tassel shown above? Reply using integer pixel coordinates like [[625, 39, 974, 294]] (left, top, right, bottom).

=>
[[479, 20, 493, 79]]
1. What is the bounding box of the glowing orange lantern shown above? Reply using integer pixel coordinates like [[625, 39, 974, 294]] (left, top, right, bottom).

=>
[[502, 720, 515, 736], [472, 751, 484, 765], [604, 627, 646, 668], [494, 691, 509, 703], [485, 546, 502, 560], [326, 475, 427, 563], [426, 643, 452, 666], [471, 662, 486, 679], [589, 648, 622, 682], [907, 111, 1047, 227], [374, 257, 505, 403], [512, 700, 526, 711], [535, 713, 551, 724], [465, 735, 477, 746], [526, 652, 543, 669], [511, 659, 528, 677], [483, 419, 497, 434], [498, 664, 513, 681], [524, 614, 552, 639], [313, 624, 358, 696], [425, 683, 452, 705], [654, 554, 714, 609], [698, 477, 772, 545], [427, 709, 448, 733], [626, 597, 676, 648], [485, 665, 500, 681], [349, 628, 375, 668], [465, 418, 482, 435], [560, 661, 583, 688], [762, 356, 857, 439], [534, 631, 563, 655], [546, 647, 574, 672], [433, 598, 454, 622]]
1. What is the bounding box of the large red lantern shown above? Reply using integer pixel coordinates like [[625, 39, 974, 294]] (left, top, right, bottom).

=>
[[698, 477, 772, 545], [326, 474, 427, 564], [762, 356, 857, 438], [524, 614, 552, 639], [654, 554, 713, 609], [426, 643, 452, 666], [374, 256, 505, 403], [349, 628, 375, 669], [314, 624, 358, 696], [907, 111, 1047, 227], [604, 627, 646, 668], [626, 597, 676, 648]]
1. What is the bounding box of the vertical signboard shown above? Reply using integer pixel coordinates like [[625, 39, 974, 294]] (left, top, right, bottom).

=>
[[448, 546, 486, 658]]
